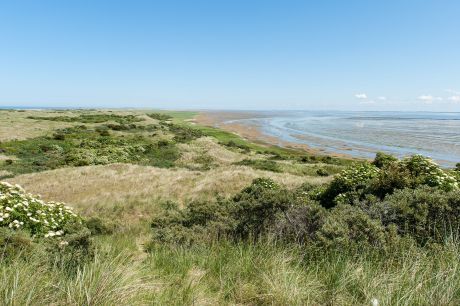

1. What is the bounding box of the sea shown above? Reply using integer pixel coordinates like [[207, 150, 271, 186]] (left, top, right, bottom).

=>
[[224, 111, 460, 167]]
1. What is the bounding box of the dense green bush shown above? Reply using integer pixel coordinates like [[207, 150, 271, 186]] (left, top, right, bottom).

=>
[[367, 187, 460, 244], [320, 154, 459, 208], [316, 204, 387, 250], [151, 178, 293, 244], [85, 217, 116, 235], [320, 163, 380, 207], [147, 113, 173, 121], [271, 201, 326, 244], [372, 151, 398, 168], [150, 154, 460, 250], [231, 180, 294, 239]]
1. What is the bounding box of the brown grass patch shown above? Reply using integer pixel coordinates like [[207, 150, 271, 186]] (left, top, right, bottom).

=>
[[6, 163, 328, 222]]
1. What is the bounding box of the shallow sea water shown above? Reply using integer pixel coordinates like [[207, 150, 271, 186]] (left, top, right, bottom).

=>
[[226, 111, 460, 167]]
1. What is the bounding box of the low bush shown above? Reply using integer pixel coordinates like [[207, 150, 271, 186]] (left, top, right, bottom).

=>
[[85, 217, 116, 235], [235, 159, 282, 172], [372, 151, 398, 168], [45, 223, 94, 271], [147, 113, 173, 121], [316, 204, 388, 250], [27, 114, 144, 124], [271, 202, 326, 244], [0, 126, 180, 175], [367, 187, 460, 244], [151, 178, 293, 244], [0, 228, 34, 260]]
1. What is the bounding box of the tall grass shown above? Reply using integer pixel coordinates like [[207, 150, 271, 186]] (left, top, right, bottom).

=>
[[144, 240, 460, 305], [2, 235, 460, 305]]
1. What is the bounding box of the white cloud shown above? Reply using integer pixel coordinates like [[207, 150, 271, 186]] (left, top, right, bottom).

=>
[[354, 93, 367, 99], [377, 96, 387, 101], [417, 95, 443, 104], [448, 95, 460, 103]]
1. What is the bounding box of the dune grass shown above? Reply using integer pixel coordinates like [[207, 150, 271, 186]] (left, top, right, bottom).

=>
[[2, 236, 460, 305]]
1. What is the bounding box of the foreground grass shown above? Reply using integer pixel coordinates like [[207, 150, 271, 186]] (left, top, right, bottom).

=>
[[2, 236, 460, 305]]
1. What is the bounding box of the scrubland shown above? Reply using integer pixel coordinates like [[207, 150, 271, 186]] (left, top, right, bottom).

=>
[[1, 109, 460, 305]]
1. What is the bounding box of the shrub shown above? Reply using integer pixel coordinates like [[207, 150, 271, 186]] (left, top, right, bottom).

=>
[[316, 204, 387, 250], [235, 159, 282, 172], [372, 152, 398, 168], [147, 113, 173, 121], [151, 199, 233, 245], [45, 222, 94, 271], [271, 201, 326, 244], [320, 163, 380, 207], [85, 217, 116, 235], [316, 168, 329, 176], [402, 155, 459, 191], [368, 187, 460, 244], [368, 162, 412, 198], [230, 182, 294, 239], [150, 178, 291, 244], [0, 228, 34, 260], [0, 182, 81, 237], [320, 155, 459, 208]]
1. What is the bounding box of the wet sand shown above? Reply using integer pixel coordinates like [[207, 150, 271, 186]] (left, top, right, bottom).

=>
[[194, 111, 359, 160]]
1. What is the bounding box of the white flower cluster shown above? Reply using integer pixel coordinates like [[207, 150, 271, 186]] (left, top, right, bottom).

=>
[[334, 163, 380, 190], [0, 181, 80, 237], [403, 155, 459, 191]]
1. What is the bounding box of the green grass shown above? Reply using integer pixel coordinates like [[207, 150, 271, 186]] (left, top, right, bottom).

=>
[[3, 236, 460, 305]]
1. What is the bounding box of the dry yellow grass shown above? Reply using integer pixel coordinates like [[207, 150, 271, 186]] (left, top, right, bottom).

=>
[[0, 110, 75, 141], [0, 109, 161, 141], [176, 136, 246, 168], [6, 163, 329, 220]]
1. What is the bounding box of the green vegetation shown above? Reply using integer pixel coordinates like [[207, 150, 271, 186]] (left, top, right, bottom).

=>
[[27, 113, 144, 124], [2, 109, 460, 305], [0, 125, 180, 177], [235, 158, 282, 172]]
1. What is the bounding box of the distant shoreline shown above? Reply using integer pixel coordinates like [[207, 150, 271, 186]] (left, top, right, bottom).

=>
[[194, 111, 360, 161], [194, 110, 460, 167]]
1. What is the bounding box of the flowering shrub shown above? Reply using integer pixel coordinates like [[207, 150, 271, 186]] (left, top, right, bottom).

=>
[[0, 182, 81, 238], [402, 155, 459, 191], [320, 163, 380, 207]]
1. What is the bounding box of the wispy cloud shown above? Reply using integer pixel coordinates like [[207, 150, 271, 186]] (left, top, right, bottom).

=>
[[354, 93, 367, 99], [417, 95, 443, 104], [377, 96, 387, 101]]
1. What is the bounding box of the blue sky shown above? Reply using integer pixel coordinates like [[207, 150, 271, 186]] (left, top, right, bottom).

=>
[[0, 0, 459, 111]]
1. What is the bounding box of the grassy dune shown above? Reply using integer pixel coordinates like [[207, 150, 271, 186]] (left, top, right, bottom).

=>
[[1, 109, 459, 305]]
